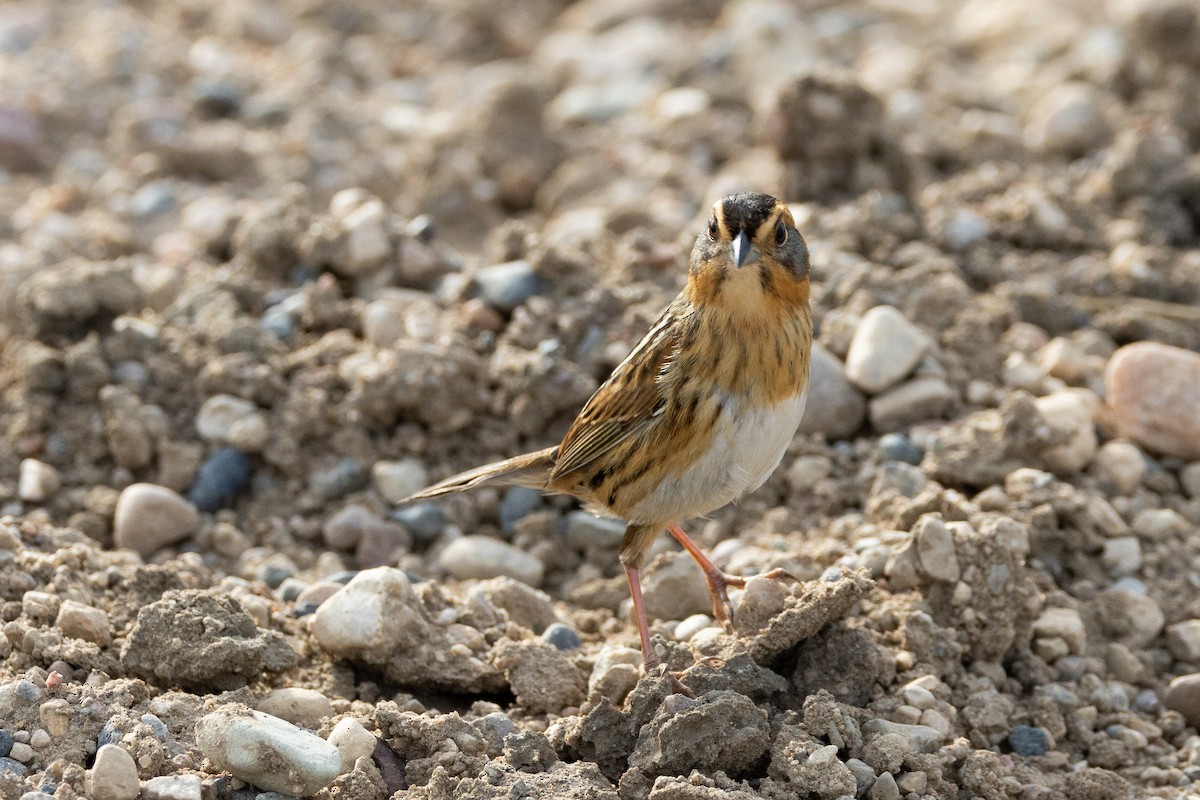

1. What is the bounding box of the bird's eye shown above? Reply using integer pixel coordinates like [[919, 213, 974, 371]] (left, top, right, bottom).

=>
[[775, 222, 787, 245], [708, 219, 719, 240]]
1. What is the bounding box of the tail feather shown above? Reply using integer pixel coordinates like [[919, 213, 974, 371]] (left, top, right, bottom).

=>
[[401, 446, 557, 502]]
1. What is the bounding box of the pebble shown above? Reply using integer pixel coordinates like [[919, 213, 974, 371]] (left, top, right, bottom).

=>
[[845, 306, 928, 394], [311, 459, 368, 499], [1035, 390, 1099, 473], [862, 719, 943, 752], [1167, 620, 1200, 663], [295, 581, 341, 609], [440, 535, 545, 587], [113, 483, 199, 557], [142, 774, 202, 800], [1182, 462, 1200, 499], [913, 515, 959, 583], [390, 503, 445, 544], [54, 600, 111, 647], [256, 688, 333, 729], [0, 758, 27, 776], [327, 717, 376, 774], [846, 758, 876, 795], [89, 744, 140, 800], [869, 377, 955, 432], [1008, 725, 1050, 756], [499, 487, 542, 533], [323, 505, 381, 550], [879, 432, 923, 465], [868, 770, 900, 800], [362, 298, 405, 347], [1131, 508, 1188, 541], [371, 459, 429, 504], [188, 448, 253, 512], [9, 742, 32, 762], [1165, 673, 1200, 727], [18, 459, 59, 502], [1099, 588, 1163, 649], [1033, 607, 1087, 655], [564, 511, 625, 549], [541, 623, 582, 651], [1024, 82, 1111, 157], [1101, 536, 1141, 576], [0, 730, 10, 758], [673, 613, 713, 642], [195, 707, 340, 796], [940, 208, 989, 249], [476, 260, 545, 313], [797, 343, 867, 439], [1106, 342, 1200, 459], [1090, 440, 1145, 495], [332, 193, 392, 276], [195, 394, 269, 452], [312, 568, 422, 661]]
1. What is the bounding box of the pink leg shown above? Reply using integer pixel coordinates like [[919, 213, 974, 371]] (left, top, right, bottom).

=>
[[625, 561, 695, 697], [667, 522, 795, 632]]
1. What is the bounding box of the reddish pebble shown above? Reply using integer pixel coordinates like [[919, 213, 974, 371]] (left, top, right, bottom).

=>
[[1105, 342, 1200, 460]]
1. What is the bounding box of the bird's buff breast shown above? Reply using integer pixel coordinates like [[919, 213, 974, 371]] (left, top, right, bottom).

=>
[[622, 389, 808, 524]]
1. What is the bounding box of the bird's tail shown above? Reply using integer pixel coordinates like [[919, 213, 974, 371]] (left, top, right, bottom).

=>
[[401, 446, 557, 502]]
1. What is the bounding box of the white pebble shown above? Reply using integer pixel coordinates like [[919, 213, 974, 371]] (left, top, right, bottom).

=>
[[845, 306, 928, 394], [18, 458, 60, 502], [195, 707, 341, 796], [371, 459, 429, 504], [440, 535, 544, 587], [89, 744, 140, 800], [113, 483, 199, 557], [312, 568, 425, 662], [328, 717, 377, 774]]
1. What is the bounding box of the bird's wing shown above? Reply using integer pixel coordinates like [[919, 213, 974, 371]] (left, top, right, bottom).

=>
[[549, 298, 687, 481]]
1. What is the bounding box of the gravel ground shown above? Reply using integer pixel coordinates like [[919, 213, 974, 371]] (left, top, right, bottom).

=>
[[2, 0, 1200, 798]]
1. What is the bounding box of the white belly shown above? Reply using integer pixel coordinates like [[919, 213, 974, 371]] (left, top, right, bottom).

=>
[[626, 389, 808, 524]]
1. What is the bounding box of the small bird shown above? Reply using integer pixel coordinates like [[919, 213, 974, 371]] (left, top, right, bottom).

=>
[[406, 192, 812, 691]]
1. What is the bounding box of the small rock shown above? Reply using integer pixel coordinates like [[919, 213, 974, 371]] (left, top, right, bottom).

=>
[[18, 459, 59, 502], [797, 343, 867, 439], [54, 600, 111, 647], [440, 535, 544, 587], [256, 688, 333, 729], [499, 487, 541, 532], [1167, 673, 1200, 727], [1166, 620, 1200, 663], [334, 194, 393, 276], [113, 483, 199, 557], [328, 717, 377, 774], [324, 505, 381, 550], [541, 623, 582, 651], [1096, 588, 1164, 649], [879, 432, 923, 465], [89, 744, 140, 800], [940, 208, 990, 249], [296, 580, 342, 609], [390, 503, 445, 544], [786, 455, 833, 493], [862, 719, 944, 752], [8, 742, 31, 763], [845, 306, 928, 394], [1008, 725, 1049, 756], [1035, 390, 1099, 474], [564, 511, 625, 549], [196, 394, 268, 451], [674, 613, 713, 642], [913, 515, 960, 583], [0, 757, 26, 776], [1024, 82, 1112, 157], [476, 260, 545, 313], [0, 730, 10, 758], [311, 459, 368, 499], [371, 459, 429, 504], [142, 775, 202, 800], [868, 376, 955, 432], [312, 568, 424, 662], [1089, 440, 1145, 495], [1033, 607, 1087, 655], [868, 770, 900, 800], [1182, 462, 1200, 498], [195, 706, 340, 796], [1131, 508, 1189, 540], [1106, 342, 1200, 459], [188, 448, 253, 512], [641, 552, 711, 622], [1101, 537, 1141, 576]]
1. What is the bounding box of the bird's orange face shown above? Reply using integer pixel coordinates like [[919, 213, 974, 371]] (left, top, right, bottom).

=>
[[687, 192, 810, 314]]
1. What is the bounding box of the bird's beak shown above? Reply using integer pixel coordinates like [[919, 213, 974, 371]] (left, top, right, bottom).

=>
[[731, 230, 758, 268]]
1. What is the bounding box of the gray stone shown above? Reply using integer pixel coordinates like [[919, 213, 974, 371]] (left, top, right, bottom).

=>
[[1089, 440, 1145, 495], [1024, 83, 1112, 157], [477, 260, 546, 313], [868, 377, 955, 432], [113, 483, 199, 557], [914, 515, 959, 583], [1101, 536, 1141, 576], [312, 568, 424, 663], [55, 600, 111, 647], [142, 775, 202, 800], [797, 343, 867, 439], [1032, 607, 1086, 655], [564, 511, 625, 549], [1008, 725, 1049, 756], [1166, 620, 1200, 663], [1166, 673, 1200, 727], [1132, 508, 1189, 540], [89, 744, 139, 800], [440, 535, 544, 587], [195, 706, 340, 796], [862, 719, 944, 752], [845, 306, 928, 394], [256, 688, 333, 729]]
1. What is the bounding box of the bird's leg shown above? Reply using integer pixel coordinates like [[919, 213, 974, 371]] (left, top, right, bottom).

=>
[[623, 561, 695, 698], [667, 522, 796, 633]]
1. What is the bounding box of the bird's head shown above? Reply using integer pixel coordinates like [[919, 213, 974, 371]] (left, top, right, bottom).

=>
[[687, 192, 810, 313]]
